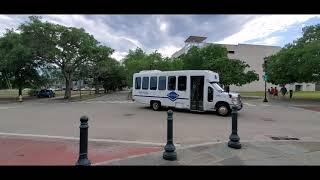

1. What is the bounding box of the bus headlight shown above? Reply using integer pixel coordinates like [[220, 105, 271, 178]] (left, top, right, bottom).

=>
[[231, 97, 238, 104]]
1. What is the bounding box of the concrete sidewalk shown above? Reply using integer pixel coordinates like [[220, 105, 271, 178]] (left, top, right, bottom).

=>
[[101, 141, 320, 165]]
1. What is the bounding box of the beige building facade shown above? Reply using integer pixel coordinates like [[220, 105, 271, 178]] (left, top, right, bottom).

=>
[[172, 36, 316, 92]]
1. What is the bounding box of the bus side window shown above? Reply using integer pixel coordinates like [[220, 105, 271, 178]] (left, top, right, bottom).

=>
[[208, 86, 213, 102], [158, 76, 166, 90], [150, 76, 157, 90], [135, 77, 141, 89], [142, 77, 149, 90], [178, 76, 187, 91], [168, 76, 176, 90]]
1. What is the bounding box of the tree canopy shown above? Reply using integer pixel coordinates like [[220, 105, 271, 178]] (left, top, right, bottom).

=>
[[179, 44, 259, 86], [264, 24, 320, 85], [0, 30, 43, 94], [18, 16, 108, 99], [122, 44, 259, 87]]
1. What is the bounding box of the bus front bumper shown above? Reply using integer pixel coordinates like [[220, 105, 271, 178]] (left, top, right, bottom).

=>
[[231, 103, 243, 111]]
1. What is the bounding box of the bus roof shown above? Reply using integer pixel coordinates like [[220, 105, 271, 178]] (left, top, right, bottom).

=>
[[137, 70, 216, 74]]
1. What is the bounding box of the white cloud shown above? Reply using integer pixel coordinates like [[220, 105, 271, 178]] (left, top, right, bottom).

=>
[[217, 15, 320, 44], [42, 15, 143, 59], [160, 23, 167, 32], [250, 36, 282, 46], [152, 45, 181, 57], [111, 51, 128, 61], [0, 15, 26, 35]]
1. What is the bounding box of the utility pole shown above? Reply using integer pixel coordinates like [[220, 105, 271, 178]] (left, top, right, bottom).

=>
[[263, 58, 268, 102]]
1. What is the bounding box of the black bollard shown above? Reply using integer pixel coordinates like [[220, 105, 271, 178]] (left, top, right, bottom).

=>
[[76, 116, 91, 166], [228, 106, 242, 149], [163, 110, 177, 161]]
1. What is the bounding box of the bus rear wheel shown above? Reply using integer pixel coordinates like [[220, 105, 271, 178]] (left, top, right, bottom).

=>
[[151, 101, 161, 111]]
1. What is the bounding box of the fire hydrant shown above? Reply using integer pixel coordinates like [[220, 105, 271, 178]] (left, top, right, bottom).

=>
[[18, 95, 23, 102]]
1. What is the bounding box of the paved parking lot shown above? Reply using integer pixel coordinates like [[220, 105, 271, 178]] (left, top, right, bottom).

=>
[[0, 91, 319, 146]]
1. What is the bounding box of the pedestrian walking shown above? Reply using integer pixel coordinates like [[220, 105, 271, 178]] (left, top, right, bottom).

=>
[[289, 90, 293, 99], [274, 87, 279, 97], [270, 87, 274, 96], [289, 84, 293, 99], [280, 86, 287, 96]]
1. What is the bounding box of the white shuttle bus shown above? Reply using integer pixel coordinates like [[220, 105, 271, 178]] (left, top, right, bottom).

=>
[[132, 70, 242, 116]]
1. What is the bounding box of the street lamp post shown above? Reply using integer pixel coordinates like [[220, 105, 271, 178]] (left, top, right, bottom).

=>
[[263, 58, 268, 103]]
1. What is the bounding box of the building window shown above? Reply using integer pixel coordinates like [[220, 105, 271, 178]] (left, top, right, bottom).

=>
[[142, 77, 149, 90], [228, 50, 235, 54], [168, 76, 176, 90], [150, 76, 157, 90], [158, 76, 166, 90], [178, 76, 187, 91], [135, 77, 141, 89]]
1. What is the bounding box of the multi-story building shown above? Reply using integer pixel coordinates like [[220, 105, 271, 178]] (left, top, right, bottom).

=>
[[172, 36, 316, 92]]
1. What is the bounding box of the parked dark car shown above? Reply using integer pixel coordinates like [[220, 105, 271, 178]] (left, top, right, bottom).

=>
[[37, 89, 55, 98]]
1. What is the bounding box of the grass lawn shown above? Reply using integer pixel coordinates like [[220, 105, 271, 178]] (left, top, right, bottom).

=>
[[0, 89, 113, 103], [0, 89, 29, 97], [0, 89, 94, 97], [240, 91, 320, 100], [54, 90, 92, 97]]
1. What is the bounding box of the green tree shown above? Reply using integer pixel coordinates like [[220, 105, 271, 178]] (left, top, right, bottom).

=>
[[179, 44, 259, 86], [87, 45, 115, 94], [0, 30, 43, 96], [122, 48, 184, 87], [264, 24, 320, 85], [19, 16, 99, 99], [122, 48, 148, 87]]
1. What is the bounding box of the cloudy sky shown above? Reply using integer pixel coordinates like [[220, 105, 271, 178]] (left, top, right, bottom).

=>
[[0, 15, 319, 60]]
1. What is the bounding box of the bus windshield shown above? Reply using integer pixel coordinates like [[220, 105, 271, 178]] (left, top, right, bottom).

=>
[[210, 82, 224, 92]]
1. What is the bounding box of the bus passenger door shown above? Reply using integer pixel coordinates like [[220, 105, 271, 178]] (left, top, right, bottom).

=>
[[205, 85, 215, 111], [190, 76, 204, 111]]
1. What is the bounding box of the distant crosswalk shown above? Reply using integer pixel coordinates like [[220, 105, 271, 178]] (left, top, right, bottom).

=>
[[242, 102, 272, 107], [0, 106, 17, 110], [243, 102, 257, 107], [80, 100, 135, 104]]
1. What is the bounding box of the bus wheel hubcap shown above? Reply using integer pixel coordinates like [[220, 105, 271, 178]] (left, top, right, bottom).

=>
[[153, 103, 158, 109], [219, 106, 228, 115]]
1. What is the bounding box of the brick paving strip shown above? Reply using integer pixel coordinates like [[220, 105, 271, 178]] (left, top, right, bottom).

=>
[[0, 135, 162, 165]]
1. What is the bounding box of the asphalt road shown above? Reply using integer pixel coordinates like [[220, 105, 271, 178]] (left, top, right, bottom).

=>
[[0, 91, 319, 146]]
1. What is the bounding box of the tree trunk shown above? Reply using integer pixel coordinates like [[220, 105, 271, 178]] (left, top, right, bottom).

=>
[[64, 73, 72, 100], [18, 87, 22, 96], [95, 84, 99, 94]]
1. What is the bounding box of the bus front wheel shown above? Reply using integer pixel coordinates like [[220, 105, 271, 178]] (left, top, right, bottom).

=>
[[151, 101, 161, 111], [216, 103, 230, 116]]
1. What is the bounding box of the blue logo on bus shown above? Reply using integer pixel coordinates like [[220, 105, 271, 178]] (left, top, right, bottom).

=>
[[167, 91, 179, 101]]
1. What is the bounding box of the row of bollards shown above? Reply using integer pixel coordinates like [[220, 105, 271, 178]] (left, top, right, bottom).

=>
[[162, 105, 241, 161], [74, 105, 241, 165]]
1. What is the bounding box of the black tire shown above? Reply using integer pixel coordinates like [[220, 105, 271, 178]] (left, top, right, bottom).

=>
[[216, 103, 231, 116], [151, 101, 161, 111]]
